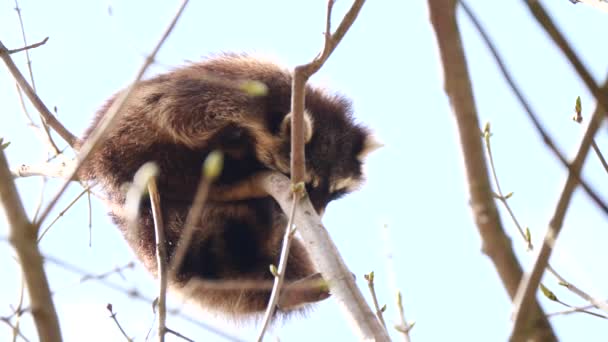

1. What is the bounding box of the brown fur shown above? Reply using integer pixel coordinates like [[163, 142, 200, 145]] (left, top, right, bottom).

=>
[[80, 53, 376, 320]]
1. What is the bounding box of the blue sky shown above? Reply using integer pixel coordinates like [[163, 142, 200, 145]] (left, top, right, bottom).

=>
[[1, 1, 608, 341]]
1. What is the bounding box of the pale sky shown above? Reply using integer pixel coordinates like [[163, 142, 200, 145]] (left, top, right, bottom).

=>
[[1, 1, 608, 341]]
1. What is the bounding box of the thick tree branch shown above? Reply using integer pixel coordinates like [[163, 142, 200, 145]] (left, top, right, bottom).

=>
[[0, 150, 61, 341], [427, 1, 557, 340], [256, 172, 390, 341]]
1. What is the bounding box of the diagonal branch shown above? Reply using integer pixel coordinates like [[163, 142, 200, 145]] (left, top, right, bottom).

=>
[[33, 0, 190, 228], [286, 1, 388, 340], [0, 150, 62, 341], [511, 81, 608, 340], [522, 0, 608, 123], [255, 172, 390, 341], [427, 0, 557, 340]]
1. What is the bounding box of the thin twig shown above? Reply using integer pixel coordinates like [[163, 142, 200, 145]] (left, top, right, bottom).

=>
[[1, 40, 76, 149], [8, 37, 49, 54], [165, 327, 195, 342], [510, 84, 608, 341], [455, 3, 608, 335], [41, 255, 244, 342], [167, 179, 210, 281], [257, 194, 299, 342], [522, 0, 608, 115], [13, 0, 61, 155], [591, 141, 608, 174], [148, 177, 168, 342], [13, 0, 37, 91], [11, 277, 26, 342], [483, 125, 608, 314], [37, 187, 89, 242], [547, 304, 608, 319], [429, 1, 556, 340], [460, 0, 608, 217], [33, 0, 190, 227], [1, 316, 31, 342], [507, 44, 608, 342], [547, 265, 608, 313], [106, 304, 133, 342], [381, 224, 411, 341], [256, 172, 390, 341], [364, 272, 386, 329], [0, 150, 62, 341], [1, 22, 72, 155], [482, 125, 529, 247]]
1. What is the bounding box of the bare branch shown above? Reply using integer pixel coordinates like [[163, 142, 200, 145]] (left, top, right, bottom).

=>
[[257, 194, 299, 342], [0, 150, 62, 341], [0, 39, 77, 149], [285, 1, 387, 339], [256, 172, 390, 341], [37, 186, 89, 242], [8, 37, 49, 55], [590, 141, 608, 174], [290, 0, 366, 183], [11, 160, 75, 179], [40, 255, 244, 342], [483, 124, 608, 314], [34, 0, 190, 227], [1, 316, 31, 342], [148, 177, 168, 342], [428, 1, 556, 340], [364, 272, 386, 329], [106, 304, 133, 342], [165, 327, 194, 342], [381, 224, 411, 341], [511, 81, 608, 339], [167, 175, 210, 282], [461, 0, 608, 216]]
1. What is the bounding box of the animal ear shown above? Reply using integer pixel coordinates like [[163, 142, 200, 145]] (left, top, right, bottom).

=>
[[280, 110, 314, 143], [357, 133, 383, 162]]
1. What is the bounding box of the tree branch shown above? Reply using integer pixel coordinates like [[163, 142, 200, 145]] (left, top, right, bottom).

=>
[[511, 80, 607, 340], [284, 1, 388, 339], [256, 194, 298, 342], [0, 150, 62, 341], [148, 176, 168, 342], [0, 39, 77, 149], [34, 0, 190, 227], [427, 1, 556, 340], [290, 0, 366, 183], [256, 172, 390, 341]]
